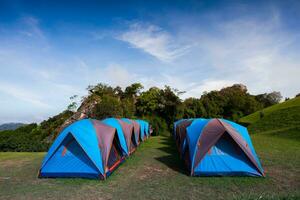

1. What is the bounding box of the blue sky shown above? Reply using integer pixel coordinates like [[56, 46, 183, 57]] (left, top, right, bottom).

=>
[[0, 0, 299, 124]]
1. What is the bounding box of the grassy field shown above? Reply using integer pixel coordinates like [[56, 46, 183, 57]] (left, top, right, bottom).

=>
[[239, 97, 300, 125], [0, 132, 299, 200]]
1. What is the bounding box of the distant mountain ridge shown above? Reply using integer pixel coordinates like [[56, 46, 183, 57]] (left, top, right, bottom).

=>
[[0, 123, 26, 131]]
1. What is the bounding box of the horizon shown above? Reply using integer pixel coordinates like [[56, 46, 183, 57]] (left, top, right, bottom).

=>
[[0, 0, 300, 124]]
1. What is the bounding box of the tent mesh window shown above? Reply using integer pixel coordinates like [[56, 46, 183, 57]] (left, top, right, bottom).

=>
[[107, 136, 123, 170]]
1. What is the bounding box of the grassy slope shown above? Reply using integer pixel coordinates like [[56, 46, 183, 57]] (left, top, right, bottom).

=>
[[239, 97, 300, 142], [239, 97, 300, 125], [0, 134, 299, 200]]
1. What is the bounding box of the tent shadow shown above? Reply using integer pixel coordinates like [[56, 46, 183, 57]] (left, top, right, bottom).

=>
[[154, 137, 189, 175]]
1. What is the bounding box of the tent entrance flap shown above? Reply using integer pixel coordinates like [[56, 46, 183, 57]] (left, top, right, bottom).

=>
[[107, 135, 123, 172], [130, 130, 137, 153], [194, 132, 261, 176], [183, 146, 191, 171]]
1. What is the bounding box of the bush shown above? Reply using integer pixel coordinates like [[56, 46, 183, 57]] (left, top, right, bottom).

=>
[[143, 115, 168, 136]]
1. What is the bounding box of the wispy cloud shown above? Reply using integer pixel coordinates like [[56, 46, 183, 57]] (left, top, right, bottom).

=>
[[0, 3, 299, 124], [21, 16, 46, 39], [177, 11, 300, 97], [0, 82, 52, 109], [118, 23, 192, 62]]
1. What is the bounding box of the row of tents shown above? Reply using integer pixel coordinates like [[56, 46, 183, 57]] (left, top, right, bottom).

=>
[[38, 118, 150, 179], [174, 118, 264, 177]]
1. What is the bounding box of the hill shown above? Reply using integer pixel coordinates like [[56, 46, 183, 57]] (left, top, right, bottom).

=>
[[0, 123, 26, 131], [239, 97, 300, 138], [239, 96, 300, 125], [0, 111, 73, 152]]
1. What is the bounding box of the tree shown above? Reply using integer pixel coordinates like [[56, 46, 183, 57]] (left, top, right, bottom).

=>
[[160, 86, 182, 128], [67, 95, 78, 112], [94, 95, 123, 119], [182, 98, 206, 118], [136, 87, 161, 115], [267, 91, 282, 105], [114, 86, 124, 98], [255, 91, 282, 108], [122, 98, 135, 118], [124, 83, 144, 99], [87, 83, 116, 97]]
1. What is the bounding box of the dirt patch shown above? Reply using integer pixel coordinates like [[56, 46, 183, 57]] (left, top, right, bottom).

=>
[[0, 158, 31, 168], [265, 165, 300, 192], [138, 165, 170, 180]]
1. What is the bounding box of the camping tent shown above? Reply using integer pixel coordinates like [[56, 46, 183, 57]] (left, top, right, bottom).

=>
[[176, 118, 264, 177], [122, 118, 140, 145], [102, 118, 137, 155], [135, 120, 147, 141], [173, 119, 187, 138], [118, 119, 138, 154], [38, 119, 125, 179], [144, 121, 150, 137], [174, 119, 194, 155]]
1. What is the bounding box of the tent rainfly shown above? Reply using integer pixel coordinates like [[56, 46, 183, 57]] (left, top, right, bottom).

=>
[[174, 118, 264, 177], [39, 119, 125, 179]]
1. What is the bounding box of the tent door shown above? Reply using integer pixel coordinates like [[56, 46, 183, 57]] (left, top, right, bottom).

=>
[[107, 136, 123, 172], [130, 130, 137, 153]]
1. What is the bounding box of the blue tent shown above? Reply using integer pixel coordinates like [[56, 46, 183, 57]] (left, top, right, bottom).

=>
[[39, 119, 125, 179], [135, 119, 147, 141], [102, 118, 131, 156], [174, 119, 194, 153], [173, 119, 187, 138], [143, 120, 150, 137], [121, 118, 140, 145], [176, 118, 264, 177]]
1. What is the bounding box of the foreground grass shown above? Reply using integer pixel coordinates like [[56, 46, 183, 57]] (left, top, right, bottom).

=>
[[0, 133, 299, 200]]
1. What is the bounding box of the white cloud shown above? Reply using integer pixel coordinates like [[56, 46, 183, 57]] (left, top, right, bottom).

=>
[[137, 74, 237, 99], [103, 64, 135, 87], [181, 13, 300, 97], [0, 82, 52, 109], [118, 23, 191, 62], [0, 8, 299, 124], [182, 80, 238, 99], [73, 59, 137, 88]]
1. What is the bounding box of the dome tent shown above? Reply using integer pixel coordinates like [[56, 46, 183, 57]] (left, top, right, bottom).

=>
[[144, 120, 150, 137], [174, 119, 194, 155], [173, 119, 187, 139], [135, 119, 147, 141], [38, 119, 125, 179], [117, 119, 138, 154], [176, 118, 264, 177], [121, 118, 140, 145], [102, 118, 137, 156]]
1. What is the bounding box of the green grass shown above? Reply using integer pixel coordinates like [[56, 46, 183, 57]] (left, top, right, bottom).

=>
[[239, 97, 300, 125], [247, 106, 300, 134], [0, 133, 299, 200]]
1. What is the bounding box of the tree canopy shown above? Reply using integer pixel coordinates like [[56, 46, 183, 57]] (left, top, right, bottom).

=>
[[0, 82, 283, 151]]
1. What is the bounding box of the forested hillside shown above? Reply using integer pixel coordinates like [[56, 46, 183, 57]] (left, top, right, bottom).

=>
[[0, 83, 284, 151]]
